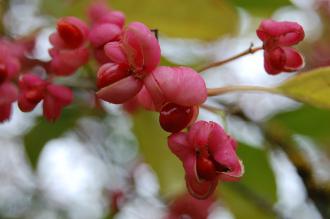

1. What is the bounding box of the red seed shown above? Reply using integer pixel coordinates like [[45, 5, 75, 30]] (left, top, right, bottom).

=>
[[57, 21, 84, 49], [25, 89, 44, 103], [96, 64, 128, 88], [196, 156, 216, 181], [0, 64, 8, 84], [159, 103, 194, 133]]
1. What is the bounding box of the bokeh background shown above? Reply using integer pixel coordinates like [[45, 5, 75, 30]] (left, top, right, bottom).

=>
[[0, 0, 330, 218]]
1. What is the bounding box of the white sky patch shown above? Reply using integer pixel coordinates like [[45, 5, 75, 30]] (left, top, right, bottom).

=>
[[116, 196, 165, 219], [0, 103, 39, 139], [226, 116, 264, 147], [273, 6, 322, 42], [4, 0, 49, 37], [237, 8, 252, 35], [0, 140, 35, 218], [33, 28, 53, 61], [159, 37, 213, 66], [290, 0, 316, 9], [38, 135, 109, 219], [208, 205, 235, 219], [134, 164, 160, 198], [270, 150, 322, 219]]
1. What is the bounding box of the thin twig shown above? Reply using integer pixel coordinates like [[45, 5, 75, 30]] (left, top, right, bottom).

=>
[[198, 44, 263, 72], [207, 85, 282, 97], [201, 104, 225, 114]]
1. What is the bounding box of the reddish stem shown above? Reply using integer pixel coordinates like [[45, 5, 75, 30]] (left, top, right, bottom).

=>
[[198, 44, 263, 72]]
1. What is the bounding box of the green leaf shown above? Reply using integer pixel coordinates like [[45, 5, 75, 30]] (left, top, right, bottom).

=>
[[0, 0, 9, 35], [237, 143, 277, 202], [160, 57, 177, 67], [132, 110, 184, 197], [41, 0, 90, 19], [268, 105, 330, 154], [41, 0, 238, 40], [229, 0, 291, 15], [278, 67, 330, 110], [219, 143, 277, 219], [220, 184, 276, 219]]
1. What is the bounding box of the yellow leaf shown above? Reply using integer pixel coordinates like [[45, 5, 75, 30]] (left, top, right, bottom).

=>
[[278, 67, 330, 109], [109, 0, 239, 40]]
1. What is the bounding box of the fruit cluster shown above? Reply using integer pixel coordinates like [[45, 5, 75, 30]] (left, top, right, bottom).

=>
[[0, 1, 305, 199]]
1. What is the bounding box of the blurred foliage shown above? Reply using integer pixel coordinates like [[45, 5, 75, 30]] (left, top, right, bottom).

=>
[[219, 143, 277, 219], [24, 106, 103, 169], [221, 185, 276, 219], [41, 0, 239, 40], [0, 0, 8, 34], [132, 110, 185, 197], [132, 109, 278, 215], [228, 0, 291, 15], [278, 67, 330, 110], [111, 0, 238, 40], [159, 57, 177, 67], [236, 143, 277, 202], [40, 0, 90, 20], [268, 105, 330, 155], [264, 120, 330, 219]]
